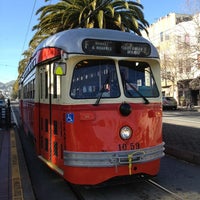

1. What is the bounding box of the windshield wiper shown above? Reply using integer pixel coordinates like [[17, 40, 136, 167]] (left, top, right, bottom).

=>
[[94, 72, 110, 106], [124, 79, 149, 104], [93, 87, 106, 106]]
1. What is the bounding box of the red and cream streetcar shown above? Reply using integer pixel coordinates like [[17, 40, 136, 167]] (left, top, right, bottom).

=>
[[19, 28, 164, 185]]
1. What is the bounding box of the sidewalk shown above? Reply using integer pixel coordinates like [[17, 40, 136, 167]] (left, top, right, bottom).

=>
[[163, 110, 200, 165], [0, 127, 35, 200], [178, 105, 200, 112], [0, 128, 11, 200]]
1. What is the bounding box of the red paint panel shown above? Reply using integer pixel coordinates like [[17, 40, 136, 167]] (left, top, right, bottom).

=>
[[64, 159, 161, 185], [64, 103, 162, 152]]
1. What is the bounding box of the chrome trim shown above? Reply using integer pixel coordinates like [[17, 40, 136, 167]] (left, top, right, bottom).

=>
[[64, 143, 165, 167], [38, 156, 64, 175]]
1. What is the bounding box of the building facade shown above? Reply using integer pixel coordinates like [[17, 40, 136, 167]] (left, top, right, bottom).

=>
[[142, 13, 200, 106]]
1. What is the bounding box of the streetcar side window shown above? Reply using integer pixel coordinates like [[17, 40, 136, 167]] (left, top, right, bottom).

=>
[[70, 60, 120, 99], [119, 61, 159, 98], [53, 74, 57, 98], [32, 79, 35, 99], [22, 79, 35, 99], [40, 73, 43, 99], [45, 71, 48, 99]]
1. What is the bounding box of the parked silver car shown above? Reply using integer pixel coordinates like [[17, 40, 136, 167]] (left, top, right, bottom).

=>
[[162, 96, 177, 110]]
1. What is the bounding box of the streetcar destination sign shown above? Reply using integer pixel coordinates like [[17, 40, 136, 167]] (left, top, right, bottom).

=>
[[82, 39, 151, 57]]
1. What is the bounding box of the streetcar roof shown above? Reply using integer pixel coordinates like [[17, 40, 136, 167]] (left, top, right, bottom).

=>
[[35, 28, 159, 58]]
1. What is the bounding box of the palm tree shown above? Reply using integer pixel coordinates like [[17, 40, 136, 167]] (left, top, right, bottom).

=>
[[18, 0, 148, 98], [30, 0, 148, 46]]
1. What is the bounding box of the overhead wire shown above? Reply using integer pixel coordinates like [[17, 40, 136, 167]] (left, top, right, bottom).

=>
[[20, 0, 37, 56], [20, 0, 55, 57]]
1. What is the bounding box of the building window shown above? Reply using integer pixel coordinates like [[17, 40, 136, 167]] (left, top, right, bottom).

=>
[[160, 32, 164, 42], [165, 34, 169, 40], [197, 54, 200, 68], [185, 34, 190, 44], [179, 60, 183, 73]]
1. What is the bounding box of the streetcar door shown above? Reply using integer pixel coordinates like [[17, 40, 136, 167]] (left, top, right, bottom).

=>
[[38, 64, 52, 161], [38, 63, 63, 169], [50, 63, 64, 169]]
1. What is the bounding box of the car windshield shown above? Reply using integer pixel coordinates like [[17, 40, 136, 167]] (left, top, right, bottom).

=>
[[119, 61, 159, 98]]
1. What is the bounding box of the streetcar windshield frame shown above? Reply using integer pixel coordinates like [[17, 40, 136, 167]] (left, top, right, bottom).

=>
[[70, 59, 120, 99], [70, 59, 159, 100], [119, 61, 159, 98]]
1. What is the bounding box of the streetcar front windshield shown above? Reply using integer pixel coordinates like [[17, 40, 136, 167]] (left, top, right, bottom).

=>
[[70, 60, 120, 99], [119, 61, 159, 98]]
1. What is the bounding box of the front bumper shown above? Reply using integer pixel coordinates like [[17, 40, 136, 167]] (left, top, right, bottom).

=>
[[64, 143, 165, 167]]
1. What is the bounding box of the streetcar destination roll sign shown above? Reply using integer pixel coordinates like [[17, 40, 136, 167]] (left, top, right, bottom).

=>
[[82, 39, 151, 57]]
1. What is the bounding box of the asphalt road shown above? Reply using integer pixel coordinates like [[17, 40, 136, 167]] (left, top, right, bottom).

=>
[[163, 110, 200, 128]]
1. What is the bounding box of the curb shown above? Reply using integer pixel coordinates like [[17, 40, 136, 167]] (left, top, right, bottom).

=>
[[165, 145, 200, 165], [13, 126, 36, 200]]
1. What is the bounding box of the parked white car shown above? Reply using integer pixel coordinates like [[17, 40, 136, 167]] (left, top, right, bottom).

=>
[[162, 96, 177, 110]]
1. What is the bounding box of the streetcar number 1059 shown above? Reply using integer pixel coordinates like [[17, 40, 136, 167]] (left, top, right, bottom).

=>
[[118, 143, 140, 151]]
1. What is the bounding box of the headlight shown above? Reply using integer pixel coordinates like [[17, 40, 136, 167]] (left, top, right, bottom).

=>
[[120, 126, 132, 140]]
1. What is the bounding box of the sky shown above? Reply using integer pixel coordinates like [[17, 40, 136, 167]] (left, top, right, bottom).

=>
[[0, 0, 188, 83]]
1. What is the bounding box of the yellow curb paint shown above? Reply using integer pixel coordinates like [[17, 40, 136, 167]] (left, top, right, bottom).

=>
[[10, 129, 24, 200]]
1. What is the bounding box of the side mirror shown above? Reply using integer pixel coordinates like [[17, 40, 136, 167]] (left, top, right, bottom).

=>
[[53, 62, 66, 76]]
